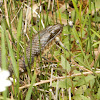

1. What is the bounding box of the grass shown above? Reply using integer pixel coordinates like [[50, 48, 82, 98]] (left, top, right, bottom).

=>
[[1, 0, 100, 99]]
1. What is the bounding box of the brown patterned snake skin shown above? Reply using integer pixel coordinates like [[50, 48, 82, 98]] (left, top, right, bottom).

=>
[[0, 24, 63, 73]]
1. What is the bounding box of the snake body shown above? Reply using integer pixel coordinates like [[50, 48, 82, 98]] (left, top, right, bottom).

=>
[[0, 24, 63, 72]]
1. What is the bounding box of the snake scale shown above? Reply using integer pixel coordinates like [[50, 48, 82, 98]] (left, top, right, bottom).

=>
[[0, 24, 63, 73]]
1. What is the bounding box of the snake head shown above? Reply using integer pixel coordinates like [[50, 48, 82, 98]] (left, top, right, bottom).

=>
[[49, 24, 64, 38]]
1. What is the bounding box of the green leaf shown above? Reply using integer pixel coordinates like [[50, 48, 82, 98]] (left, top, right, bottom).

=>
[[93, 41, 100, 46], [17, 9, 23, 63], [54, 50, 60, 56], [17, 10, 22, 39], [75, 85, 87, 95], [80, 95, 91, 100], [89, 78, 95, 88], [52, 78, 72, 89], [73, 94, 82, 100], [25, 71, 36, 100], [91, 0, 100, 9], [97, 87, 100, 99], [73, 94, 91, 100], [1, 20, 7, 100], [5, 32, 18, 78], [91, 29, 100, 38], [1, 23, 6, 70], [72, 26, 82, 46], [61, 55, 71, 72], [72, 0, 79, 17], [75, 75, 96, 86]]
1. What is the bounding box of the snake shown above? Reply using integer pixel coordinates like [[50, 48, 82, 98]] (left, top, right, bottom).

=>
[[0, 24, 63, 73]]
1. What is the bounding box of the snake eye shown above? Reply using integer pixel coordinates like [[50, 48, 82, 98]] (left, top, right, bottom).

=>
[[51, 30, 55, 36], [50, 28, 60, 38], [49, 24, 63, 38], [50, 29, 58, 38]]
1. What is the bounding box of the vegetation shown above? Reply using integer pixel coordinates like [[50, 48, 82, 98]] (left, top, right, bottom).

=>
[[0, 0, 100, 99]]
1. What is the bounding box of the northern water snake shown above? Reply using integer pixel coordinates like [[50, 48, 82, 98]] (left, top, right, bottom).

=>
[[0, 24, 63, 72]]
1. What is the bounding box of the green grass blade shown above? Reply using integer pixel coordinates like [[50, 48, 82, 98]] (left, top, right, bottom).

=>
[[1, 19, 7, 100], [91, 29, 100, 38], [1, 24, 6, 70], [25, 71, 36, 100], [72, 0, 79, 17], [72, 27, 91, 70], [5, 32, 18, 79], [17, 9, 23, 63]]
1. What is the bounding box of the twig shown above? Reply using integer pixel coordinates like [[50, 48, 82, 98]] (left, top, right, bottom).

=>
[[11, 3, 23, 24], [68, 87, 71, 100], [50, 68, 53, 87], [4, 0, 9, 26], [24, 3, 45, 28], [19, 71, 100, 90]]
